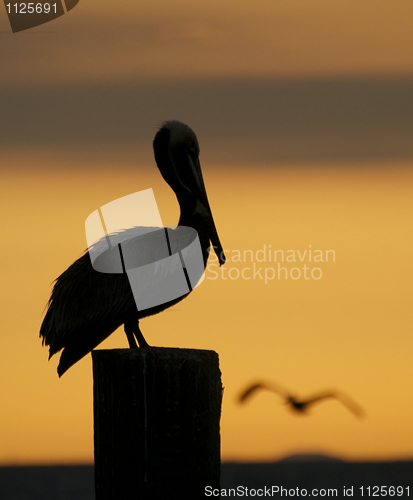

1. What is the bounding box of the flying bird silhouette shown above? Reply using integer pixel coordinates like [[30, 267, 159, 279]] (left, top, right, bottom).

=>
[[40, 121, 226, 377], [239, 381, 364, 417]]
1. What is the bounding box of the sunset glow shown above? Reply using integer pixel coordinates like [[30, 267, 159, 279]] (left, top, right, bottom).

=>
[[0, 0, 412, 466], [1, 160, 412, 464]]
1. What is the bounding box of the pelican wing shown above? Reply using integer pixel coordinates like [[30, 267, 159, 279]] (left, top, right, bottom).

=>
[[40, 225, 203, 375], [40, 250, 134, 358]]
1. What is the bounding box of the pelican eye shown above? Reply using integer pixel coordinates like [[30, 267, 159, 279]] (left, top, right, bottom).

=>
[[187, 142, 199, 162]]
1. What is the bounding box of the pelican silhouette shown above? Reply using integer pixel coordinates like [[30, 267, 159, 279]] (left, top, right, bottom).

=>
[[239, 381, 364, 417], [40, 121, 226, 377]]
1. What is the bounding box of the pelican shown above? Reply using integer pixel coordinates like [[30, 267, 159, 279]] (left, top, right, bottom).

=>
[[40, 121, 226, 376], [239, 381, 364, 418]]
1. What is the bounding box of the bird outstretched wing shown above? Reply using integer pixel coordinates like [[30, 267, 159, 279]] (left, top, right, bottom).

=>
[[238, 381, 290, 403], [300, 391, 364, 416], [238, 381, 365, 418]]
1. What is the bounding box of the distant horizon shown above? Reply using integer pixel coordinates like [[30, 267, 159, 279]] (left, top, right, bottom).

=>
[[2, 452, 413, 468]]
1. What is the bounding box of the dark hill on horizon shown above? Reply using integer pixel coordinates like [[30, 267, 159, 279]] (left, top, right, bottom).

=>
[[0, 458, 412, 499]]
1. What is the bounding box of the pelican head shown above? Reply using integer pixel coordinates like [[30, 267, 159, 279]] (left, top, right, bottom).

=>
[[153, 121, 226, 266]]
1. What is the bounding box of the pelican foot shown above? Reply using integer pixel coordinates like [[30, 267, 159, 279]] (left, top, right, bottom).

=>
[[124, 322, 138, 348], [135, 329, 151, 348]]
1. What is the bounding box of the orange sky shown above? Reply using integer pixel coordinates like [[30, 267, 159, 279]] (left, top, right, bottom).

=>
[[1, 0, 413, 465], [1, 159, 412, 464]]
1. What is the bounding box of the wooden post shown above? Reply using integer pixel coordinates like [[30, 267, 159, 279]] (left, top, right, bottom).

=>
[[92, 348, 222, 499]]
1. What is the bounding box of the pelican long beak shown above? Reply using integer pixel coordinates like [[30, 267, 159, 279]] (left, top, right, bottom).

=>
[[187, 154, 226, 266]]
